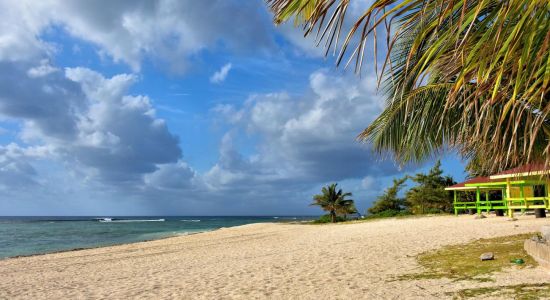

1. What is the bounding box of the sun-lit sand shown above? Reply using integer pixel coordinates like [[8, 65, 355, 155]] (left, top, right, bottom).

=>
[[1, 215, 549, 299]]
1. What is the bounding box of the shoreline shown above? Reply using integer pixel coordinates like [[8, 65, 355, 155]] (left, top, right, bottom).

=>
[[0, 213, 530, 260], [1, 219, 308, 261], [2, 215, 549, 299], [0, 228, 214, 261], [0, 217, 380, 261]]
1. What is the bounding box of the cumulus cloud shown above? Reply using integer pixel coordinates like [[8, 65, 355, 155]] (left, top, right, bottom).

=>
[[0, 0, 276, 72], [144, 161, 197, 191], [65, 68, 182, 182], [0, 1, 53, 62], [0, 0, 371, 73], [210, 63, 232, 84], [208, 69, 400, 193], [276, 23, 325, 58], [187, 67, 414, 214], [27, 59, 59, 78], [0, 61, 83, 141], [0, 61, 407, 214], [0, 61, 182, 186], [361, 176, 378, 189], [0, 0, 412, 215], [0, 143, 46, 189]]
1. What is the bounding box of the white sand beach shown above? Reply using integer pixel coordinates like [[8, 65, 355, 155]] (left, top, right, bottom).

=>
[[1, 215, 549, 299]]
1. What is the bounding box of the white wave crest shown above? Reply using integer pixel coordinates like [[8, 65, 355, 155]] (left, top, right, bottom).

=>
[[98, 218, 165, 223]]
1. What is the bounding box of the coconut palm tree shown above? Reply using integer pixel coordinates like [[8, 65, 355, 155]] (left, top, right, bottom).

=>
[[269, 0, 550, 174], [312, 183, 356, 222], [338, 199, 358, 220]]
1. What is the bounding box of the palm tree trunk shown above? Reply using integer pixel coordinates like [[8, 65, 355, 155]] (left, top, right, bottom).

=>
[[330, 210, 336, 223]]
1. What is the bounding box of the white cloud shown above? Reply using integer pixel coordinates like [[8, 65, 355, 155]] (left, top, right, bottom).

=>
[[63, 68, 182, 182], [0, 0, 413, 215], [0, 62, 182, 185], [210, 63, 232, 84], [0, 62, 411, 214], [361, 176, 378, 189], [0, 143, 52, 190], [27, 59, 59, 78], [211, 104, 244, 124], [144, 161, 197, 191], [276, 23, 325, 58], [207, 69, 400, 191], [0, 1, 54, 62], [0, 0, 276, 72], [0, 62, 83, 141]]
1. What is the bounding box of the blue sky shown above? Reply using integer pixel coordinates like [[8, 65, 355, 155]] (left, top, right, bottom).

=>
[[0, 0, 467, 216]]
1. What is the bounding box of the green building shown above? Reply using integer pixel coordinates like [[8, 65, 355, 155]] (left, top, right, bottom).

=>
[[446, 164, 549, 217]]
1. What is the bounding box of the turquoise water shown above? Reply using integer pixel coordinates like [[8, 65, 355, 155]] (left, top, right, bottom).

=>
[[0, 216, 314, 259]]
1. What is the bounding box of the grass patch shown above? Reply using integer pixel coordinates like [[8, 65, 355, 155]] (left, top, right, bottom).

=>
[[449, 283, 550, 299], [397, 233, 537, 282]]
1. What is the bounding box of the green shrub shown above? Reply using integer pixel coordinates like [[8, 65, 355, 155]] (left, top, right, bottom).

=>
[[312, 214, 346, 223], [405, 161, 456, 214], [366, 209, 412, 219], [368, 177, 408, 215], [424, 207, 447, 214]]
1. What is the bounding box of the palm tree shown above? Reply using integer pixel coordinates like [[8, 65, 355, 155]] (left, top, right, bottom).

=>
[[312, 183, 356, 223], [269, 0, 550, 174]]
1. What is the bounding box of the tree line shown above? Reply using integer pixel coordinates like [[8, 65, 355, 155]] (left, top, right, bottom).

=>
[[311, 161, 456, 223], [367, 161, 455, 217]]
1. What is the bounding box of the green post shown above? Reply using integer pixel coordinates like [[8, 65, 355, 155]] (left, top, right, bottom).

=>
[[520, 185, 525, 212], [454, 190, 458, 215], [485, 191, 490, 213], [476, 187, 481, 215]]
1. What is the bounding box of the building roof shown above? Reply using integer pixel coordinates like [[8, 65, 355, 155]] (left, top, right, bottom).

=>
[[490, 163, 549, 179], [445, 176, 497, 190], [446, 164, 550, 191]]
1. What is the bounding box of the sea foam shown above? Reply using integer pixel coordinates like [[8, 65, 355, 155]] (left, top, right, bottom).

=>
[[98, 218, 165, 223]]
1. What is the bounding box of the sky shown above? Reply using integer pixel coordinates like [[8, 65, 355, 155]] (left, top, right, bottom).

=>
[[0, 0, 467, 216]]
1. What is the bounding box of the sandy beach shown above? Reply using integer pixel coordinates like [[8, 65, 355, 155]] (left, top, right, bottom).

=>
[[1, 215, 549, 299]]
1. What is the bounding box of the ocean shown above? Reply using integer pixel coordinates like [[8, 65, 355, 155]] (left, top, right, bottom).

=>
[[0, 216, 314, 259]]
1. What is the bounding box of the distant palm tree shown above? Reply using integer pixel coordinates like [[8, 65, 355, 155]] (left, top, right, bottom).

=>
[[312, 183, 356, 223], [269, 0, 550, 174]]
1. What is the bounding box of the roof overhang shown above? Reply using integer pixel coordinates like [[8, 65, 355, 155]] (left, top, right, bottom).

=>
[[445, 186, 476, 191], [445, 180, 530, 191], [465, 180, 525, 187], [490, 170, 550, 180]]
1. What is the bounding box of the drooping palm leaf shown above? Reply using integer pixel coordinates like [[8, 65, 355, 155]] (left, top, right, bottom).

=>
[[269, 0, 550, 174]]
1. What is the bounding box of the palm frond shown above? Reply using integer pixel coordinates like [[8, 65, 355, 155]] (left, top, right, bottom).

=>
[[269, 0, 550, 173]]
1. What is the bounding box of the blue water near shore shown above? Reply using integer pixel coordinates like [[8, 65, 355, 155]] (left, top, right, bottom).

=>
[[0, 216, 314, 259]]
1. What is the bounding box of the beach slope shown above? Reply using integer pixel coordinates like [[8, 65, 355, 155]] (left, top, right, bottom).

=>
[[1, 215, 549, 299]]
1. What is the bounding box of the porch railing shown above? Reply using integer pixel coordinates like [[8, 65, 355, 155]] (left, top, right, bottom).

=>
[[506, 196, 549, 209]]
